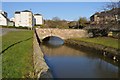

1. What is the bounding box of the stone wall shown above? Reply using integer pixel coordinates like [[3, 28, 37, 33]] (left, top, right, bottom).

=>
[[33, 30, 52, 78], [36, 28, 88, 41]]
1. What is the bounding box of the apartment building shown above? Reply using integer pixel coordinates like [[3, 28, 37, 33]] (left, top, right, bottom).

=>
[[14, 10, 34, 28], [34, 14, 44, 25], [14, 11, 21, 27]]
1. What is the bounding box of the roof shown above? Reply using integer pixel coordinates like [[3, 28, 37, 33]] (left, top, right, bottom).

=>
[[34, 14, 42, 16], [0, 13, 10, 21], [15, 11, 20, 14], [22, 10, 31, 12], [15, 10, 32, 14], [91, 8, 120, 18]]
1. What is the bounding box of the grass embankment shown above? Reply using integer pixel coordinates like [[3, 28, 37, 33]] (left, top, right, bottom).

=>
[[1, 31, 34, 78], [71, 37, 119, 49]]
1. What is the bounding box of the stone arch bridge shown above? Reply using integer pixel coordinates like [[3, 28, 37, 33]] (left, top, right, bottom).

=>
[[35, 28, 88, 41]]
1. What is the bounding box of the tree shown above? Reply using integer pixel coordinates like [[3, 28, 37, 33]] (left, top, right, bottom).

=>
[[52, 17, 61, 21], [44, 17, 69, 29], [78, 17, 88, 28], [101, 1, 120, 29], [104, 1, 120, 10], [68, 21, 78, 29]]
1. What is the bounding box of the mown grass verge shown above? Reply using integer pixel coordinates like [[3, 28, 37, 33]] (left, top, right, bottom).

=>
[[71, 37, 119, 49], [1, 30, 34, 78]]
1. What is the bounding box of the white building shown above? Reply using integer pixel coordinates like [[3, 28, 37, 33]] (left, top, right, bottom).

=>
[[14, 10, 34, 28], [9, 17, 15, 26], [10, 17, 15, 22], [34, 14, 44, 25], [0, 11, 9, 26], [14, 11, 21, 27], [20, 10, 34, 27], [8, 21, 14, 26]]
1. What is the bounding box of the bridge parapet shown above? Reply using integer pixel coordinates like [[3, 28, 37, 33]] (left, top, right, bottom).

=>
[[36, 28, 88, 41]]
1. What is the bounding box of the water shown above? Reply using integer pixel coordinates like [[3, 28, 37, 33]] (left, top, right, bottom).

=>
[[41, 36, 119, 78]]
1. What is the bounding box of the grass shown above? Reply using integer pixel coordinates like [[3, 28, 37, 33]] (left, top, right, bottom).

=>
[[1, 30, 34, 78], [71, 37, 119, 49]]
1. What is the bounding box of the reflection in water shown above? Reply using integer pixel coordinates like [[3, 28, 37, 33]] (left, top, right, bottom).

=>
[[41, 37, 119, 78]]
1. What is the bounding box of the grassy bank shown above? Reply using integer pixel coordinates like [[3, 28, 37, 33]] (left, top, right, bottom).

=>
[[71, 37, 119, 49], [1, 30, 34, 78]]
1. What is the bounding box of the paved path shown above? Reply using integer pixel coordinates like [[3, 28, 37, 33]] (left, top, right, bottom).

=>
[[0, 28, 27, 36]]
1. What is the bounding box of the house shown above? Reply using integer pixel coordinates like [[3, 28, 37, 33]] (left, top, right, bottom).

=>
[[34, 14, 44, 26], [14, 10, 35, 28], [0, 11, 9, 26], [8, 21, 14, 26], [90, 8, 120, 26], [10, 17, 15, 22]]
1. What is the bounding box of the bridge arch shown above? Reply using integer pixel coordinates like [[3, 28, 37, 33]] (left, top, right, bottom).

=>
[[42, 34, 65, 41]]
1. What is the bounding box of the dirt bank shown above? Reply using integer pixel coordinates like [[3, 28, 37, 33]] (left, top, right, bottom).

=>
[[65, 39, 120, 62]]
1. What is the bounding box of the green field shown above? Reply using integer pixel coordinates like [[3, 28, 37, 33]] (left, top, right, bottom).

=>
[[1, 30, 34, 78], [72, 37, 119, 49]]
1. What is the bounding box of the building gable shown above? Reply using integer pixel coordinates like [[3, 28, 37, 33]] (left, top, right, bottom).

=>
[[0, 14, 8, 26]]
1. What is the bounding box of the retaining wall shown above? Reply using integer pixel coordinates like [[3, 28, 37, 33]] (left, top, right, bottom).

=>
[[33, 30, 52, 78]]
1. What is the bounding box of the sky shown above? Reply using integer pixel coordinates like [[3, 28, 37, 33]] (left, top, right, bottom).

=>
[[2, 2, 109, 21]]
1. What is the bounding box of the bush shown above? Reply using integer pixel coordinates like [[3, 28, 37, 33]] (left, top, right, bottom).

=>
[[1, 26, 31, 30], [2, 26, 16, 28], [108, 31, 120, 39], [87, 28, 108, 37], [15, 26, 28, 29]]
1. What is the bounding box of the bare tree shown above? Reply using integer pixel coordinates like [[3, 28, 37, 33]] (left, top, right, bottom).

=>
[[101, 1, 120, 29], [44, 17, 69, 28], [102, 1, 120, 11], [52, 17, 61, 21]]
